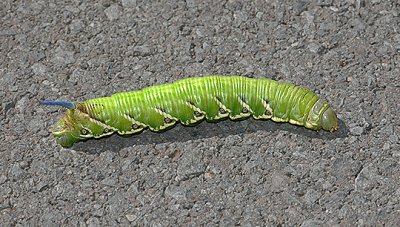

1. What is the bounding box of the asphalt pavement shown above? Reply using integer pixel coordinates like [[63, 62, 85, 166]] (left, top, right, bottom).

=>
[[1, 0, 399, 226]]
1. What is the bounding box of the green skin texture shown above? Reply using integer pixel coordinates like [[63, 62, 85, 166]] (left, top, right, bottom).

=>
[[51, 76, 339, 147]]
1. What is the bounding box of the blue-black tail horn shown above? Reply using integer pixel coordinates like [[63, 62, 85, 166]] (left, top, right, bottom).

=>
[[39, 101, 76, 109]]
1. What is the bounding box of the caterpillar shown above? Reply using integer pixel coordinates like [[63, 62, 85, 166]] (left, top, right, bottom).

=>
[[41, 76, 338, 147]]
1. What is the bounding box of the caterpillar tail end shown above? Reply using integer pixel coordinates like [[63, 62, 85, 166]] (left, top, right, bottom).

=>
[[41, 101, 83, 147], [51, 116, 86, 148], [40, 101, 76, 109]]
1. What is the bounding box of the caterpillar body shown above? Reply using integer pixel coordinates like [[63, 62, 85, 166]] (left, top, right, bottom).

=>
[[41, 76, 338, 147]]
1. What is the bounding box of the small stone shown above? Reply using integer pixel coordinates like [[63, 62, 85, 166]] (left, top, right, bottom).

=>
[[101, 177, 117, 186], [37, 182, 48, 192], [389, 134, 398, 144], [165, 185, 187, 200], [122, 0, 136, 8], [382, 142, 390, 150], [249, 174, 261, 184], [122, 159, 133, 170], [355, 167, 374, 191], [69, 19, 85, 34], [19, 161, 30, 169], [0, 175, 7, 184], [104, 4, 121, 21], [126, 214, 137, 222], [27, 119, 42, 133], [133, 45, 151, 57], [86, 217, 101, 227], [393, 149, 400, 157], [92, 204, 104, 217], [9, 86, 18, 92], [233, 11, 248, 25], [316, 0, 333, 6], [68, 68, 85, 85], [294, 0, 309, 16], [350, 126, 364, 136], [301, 219, 322, 227], [351, 18, 366, 32], [53, 47, 75, 65], [15, 96, 28, 113], [42, 80, 50, 86], [268, 172, 289, 192], [31, 63, 47, 75], [186, 0, 196, 8], [308, 42, 324, 54], [304, 189, 321, 204], [348, 136, 357, 143], [176, 147, 205, 181], [204, 171, 215, 180], [2, 101, 15, 114], [10, 164, 24, 179], [0, 200, 11, 210], [322, 180, 333, 190]]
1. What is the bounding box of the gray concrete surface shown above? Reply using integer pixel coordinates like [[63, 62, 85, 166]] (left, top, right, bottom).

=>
[[1, 0, 399, 226]]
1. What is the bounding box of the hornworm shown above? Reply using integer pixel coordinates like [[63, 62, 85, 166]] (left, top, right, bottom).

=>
[[41, 76, 338, 147]]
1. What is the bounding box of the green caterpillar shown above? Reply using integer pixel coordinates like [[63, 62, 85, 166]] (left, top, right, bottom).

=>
[[41, 76, 338, 147]]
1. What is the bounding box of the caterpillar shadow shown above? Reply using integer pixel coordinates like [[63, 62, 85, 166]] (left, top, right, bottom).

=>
[[73, 118, 348, 153]]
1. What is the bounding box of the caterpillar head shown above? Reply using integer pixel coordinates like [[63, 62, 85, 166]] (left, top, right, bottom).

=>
[[306, 99, 339, 132], [321, 106, 339, 132]]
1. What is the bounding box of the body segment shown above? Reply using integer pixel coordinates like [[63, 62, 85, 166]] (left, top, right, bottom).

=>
[[42, 76, 338, 147]]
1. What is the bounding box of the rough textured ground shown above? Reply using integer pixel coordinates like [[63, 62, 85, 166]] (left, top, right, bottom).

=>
[[1, 0, 399, 226]]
